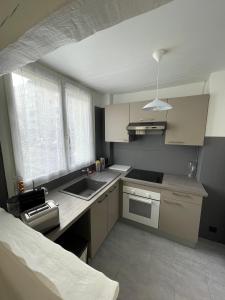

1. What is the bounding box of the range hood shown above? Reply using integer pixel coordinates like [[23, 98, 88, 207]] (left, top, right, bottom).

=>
[[127, 122, 166, 136]]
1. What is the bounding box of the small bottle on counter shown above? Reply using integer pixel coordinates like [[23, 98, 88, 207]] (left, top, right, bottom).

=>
[[95, 160, 101, 172], [100, 157, 105, 171], [17, 177, 25, 193]]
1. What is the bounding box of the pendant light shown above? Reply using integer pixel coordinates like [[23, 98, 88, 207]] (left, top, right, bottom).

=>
[[143, 49, 172, 111]]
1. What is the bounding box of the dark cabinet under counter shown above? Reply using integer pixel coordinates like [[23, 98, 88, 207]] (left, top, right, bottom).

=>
[[54, 211, 90, 263]]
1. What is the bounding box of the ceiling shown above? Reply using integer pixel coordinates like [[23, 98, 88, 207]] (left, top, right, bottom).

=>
[[40, 0, 225, 94]]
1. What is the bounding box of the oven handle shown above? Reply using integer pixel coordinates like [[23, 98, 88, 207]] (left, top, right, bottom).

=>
[[129, 195, 152, 205]]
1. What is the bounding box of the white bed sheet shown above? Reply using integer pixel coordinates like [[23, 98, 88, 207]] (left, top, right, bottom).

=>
[[0, 208, 119, 300]]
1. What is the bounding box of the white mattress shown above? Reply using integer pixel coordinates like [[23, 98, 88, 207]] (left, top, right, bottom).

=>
[[0, 208, 119, 300]]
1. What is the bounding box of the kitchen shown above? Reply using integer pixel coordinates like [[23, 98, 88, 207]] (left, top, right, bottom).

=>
[[1, 0, 225, 299]]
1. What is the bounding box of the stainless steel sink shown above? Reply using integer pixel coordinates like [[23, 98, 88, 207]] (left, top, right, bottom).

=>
[[61, 177, 107, 200]]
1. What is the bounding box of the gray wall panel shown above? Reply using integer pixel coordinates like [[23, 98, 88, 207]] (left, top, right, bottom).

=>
[[113, 135, 198, 176], [197, 137, 225, 243]]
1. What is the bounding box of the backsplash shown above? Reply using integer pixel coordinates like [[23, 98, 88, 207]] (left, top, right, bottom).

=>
[[113, 135, 199, 176]]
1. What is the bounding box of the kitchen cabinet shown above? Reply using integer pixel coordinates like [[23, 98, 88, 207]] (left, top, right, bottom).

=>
[[107, 182, 119, 232], [90, 192, 108, 258], [105, 104, 130, 142], [130, 100, 167, 123], [165, 95, 209, 146], [159, 190, 202, 245], [90, 182, 119, 258]]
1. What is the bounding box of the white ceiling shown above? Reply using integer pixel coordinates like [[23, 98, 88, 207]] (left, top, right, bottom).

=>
[[40, 0, 225, 94]]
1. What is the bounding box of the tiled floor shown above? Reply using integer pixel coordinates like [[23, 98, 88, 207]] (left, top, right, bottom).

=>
[[90, 222, 225, 300]]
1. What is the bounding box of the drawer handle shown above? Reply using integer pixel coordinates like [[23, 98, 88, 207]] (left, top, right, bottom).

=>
[[164, 199, 183, 207], [109, 185, 118, 193], [98, 194, 108, 203], [140, 118, 154, 121], [172, 192, 191, 198]]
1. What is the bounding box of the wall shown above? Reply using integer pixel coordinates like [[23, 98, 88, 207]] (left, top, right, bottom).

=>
[[197, 70, 225, 243], [197, 137, 225, 243], [205, 70, 225, 137], [0, 77, 16, 197], [92, 91, 110, 108], [114, 135, 198, 176], [0, 144, 8, 209], [113, 81, 207, 104]]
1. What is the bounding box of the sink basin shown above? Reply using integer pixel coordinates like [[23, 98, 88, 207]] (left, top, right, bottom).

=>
[[61, 177, 107, 200]]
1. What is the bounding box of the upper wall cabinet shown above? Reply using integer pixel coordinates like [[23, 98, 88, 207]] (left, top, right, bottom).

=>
[[165, 95, 209, 146], [105, 103, 130, 142], [130, 100, 167, 123]]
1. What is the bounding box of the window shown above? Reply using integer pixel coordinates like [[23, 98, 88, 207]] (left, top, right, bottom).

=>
[[8, 65, 94, 186], [65, 83, 94, 170]]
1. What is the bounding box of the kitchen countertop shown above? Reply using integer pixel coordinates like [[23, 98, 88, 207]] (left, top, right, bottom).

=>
[[45, 168, 207, 241], [121, 173, 208, 197], [45, 170, 121, 241]]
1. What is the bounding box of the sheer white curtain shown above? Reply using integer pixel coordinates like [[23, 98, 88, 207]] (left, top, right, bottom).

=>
[[8, 65, 67, 186], [64, 83, 95, 171]]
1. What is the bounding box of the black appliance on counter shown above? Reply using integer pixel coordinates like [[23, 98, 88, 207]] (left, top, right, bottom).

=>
[[19, 189, 45, 212], [125, 169, 164, 184], [7, 188, 46, 217]]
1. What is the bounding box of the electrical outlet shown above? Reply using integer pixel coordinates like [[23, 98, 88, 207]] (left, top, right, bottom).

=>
[[209, 226, 217, 233]]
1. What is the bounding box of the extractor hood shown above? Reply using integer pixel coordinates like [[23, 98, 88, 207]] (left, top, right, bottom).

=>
[[127, 122, 166, 136]]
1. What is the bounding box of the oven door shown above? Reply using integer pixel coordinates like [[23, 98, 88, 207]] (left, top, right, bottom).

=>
[[123, 193, 160, 228]]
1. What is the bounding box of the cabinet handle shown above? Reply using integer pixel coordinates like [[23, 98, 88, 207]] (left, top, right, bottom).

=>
[[98, 194, 108, 203], [109, 185, 117, 193], [164, 199, 183, 207], [172, 192, 191, 198], [140, 118, 154, 122], [168, 141, 184, 144]]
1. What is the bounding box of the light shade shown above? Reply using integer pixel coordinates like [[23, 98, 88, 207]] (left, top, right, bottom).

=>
[[142, 98, 172, 111]]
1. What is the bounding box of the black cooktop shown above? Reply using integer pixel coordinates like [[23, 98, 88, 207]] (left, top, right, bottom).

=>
[[125, 169, 164, 184]]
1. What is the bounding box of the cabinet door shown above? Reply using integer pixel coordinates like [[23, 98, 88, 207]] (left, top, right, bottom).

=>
[[130, 100, 167, 123], [165, 95, 209, 146], [105, 104, 129, 142], [159, 194, 202, 244], [90, 193, 108, 258], [107, 183, 119, 232]]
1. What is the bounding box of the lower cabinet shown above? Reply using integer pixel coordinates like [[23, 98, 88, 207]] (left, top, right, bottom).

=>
[[90, 182, 119, 258], [159, 190, 202, 245], [107, 183, 119, 232]]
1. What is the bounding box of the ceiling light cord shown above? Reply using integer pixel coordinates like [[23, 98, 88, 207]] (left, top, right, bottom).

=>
[[156, 60, 160, 99], [142, 49, 172, 111]]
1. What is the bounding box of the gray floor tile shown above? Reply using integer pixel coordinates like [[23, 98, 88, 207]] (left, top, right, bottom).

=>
[[208, 279, 225, 300], [91, 221, 225, 300]]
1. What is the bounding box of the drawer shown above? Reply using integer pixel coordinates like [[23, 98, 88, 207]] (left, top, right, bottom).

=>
[[159, 197, 202, 244], [161, 189, 202, 205]]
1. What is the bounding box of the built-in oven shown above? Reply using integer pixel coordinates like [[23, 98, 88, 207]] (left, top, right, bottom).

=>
[[123, 185, 160, 228]]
